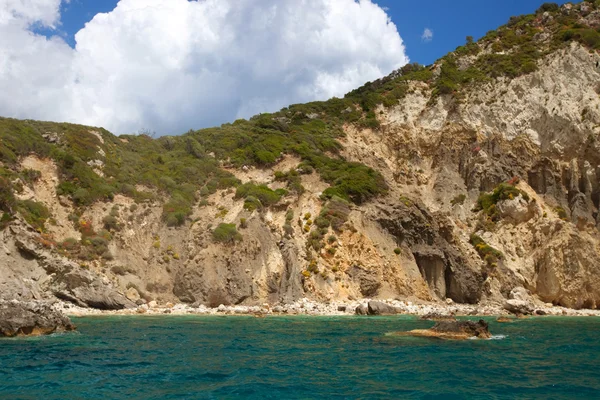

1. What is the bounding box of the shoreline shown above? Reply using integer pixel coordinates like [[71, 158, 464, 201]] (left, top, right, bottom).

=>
[[55, 298, 600, 318]]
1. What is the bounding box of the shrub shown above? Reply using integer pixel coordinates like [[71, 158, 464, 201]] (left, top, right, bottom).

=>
[[17, 200, 50, 231], [102, 215, 119, 231], [239, 218, 247, 229], [394, 248, 401, 255], [475, 183, 529, 221], [212, 223, 242, 243], [111, 265, 135, 276], [555, 207, 568, 220], [537, 2, 559, 13], [450, 194, 466, 206], [470, 234, 503, 267], [21, 168, 41, 184], [318, 196, 351, 232], [235, 182, 286, 209], [0, 176, 16, 213], [73, 188, 91, 205]]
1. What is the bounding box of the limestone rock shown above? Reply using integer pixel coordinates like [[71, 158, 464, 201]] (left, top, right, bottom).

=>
[[0, 300, 76, 337], [355, 304, 368, 315], [395, 319, 491, 340], [367, 301, 398, 315], [504, 299, 534, 315], [419, 312, 456, 321]]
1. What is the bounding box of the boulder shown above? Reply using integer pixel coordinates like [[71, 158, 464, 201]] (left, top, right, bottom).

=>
[[504, 299, 534, 315], [0, 300, 76, 337], [509, 286, 532, 302], [367, 301, 398, 315], [355, 304, 368, 315], [394, 319, 491, 340]]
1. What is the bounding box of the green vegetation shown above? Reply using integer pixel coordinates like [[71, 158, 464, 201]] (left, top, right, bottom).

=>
[[470, 234, 503, 267], [555, 206, 569, 220], [316, 196, 351, 232], [475, 183, 529, 221], [274, 169, 304, 195], [212, 223, 242, 243], [16, 200, 50, 232], [450, 194, 466, 206], [235, 182, 287, 211]]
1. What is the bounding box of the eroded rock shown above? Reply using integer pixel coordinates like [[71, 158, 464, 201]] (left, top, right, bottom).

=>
[[0, 300, 76, 337], [394, 319, 491, 340], [367, 300, 398, 315]]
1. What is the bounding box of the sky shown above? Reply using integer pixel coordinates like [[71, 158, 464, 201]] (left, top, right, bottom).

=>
[[0, 0, 569, 135]]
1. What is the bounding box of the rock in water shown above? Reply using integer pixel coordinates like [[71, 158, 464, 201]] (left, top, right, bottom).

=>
[[419, 312, 456, 321], [0, 301, 76, 337], [394, 319, 491, 340], [367, 301, 398, 315]]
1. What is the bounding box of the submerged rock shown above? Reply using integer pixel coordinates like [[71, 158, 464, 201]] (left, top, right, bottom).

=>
[[496, 316, 516, 323], [394, 319, 491, 340], [0, 301, 76, 337]]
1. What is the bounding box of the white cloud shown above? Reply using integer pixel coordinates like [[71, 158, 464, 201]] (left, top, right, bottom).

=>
[[0, 0, 409, 135], [421, 27, 433, 42]]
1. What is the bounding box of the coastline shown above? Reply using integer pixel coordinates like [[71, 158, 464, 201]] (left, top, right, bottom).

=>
[[56, 298, 600, 318]]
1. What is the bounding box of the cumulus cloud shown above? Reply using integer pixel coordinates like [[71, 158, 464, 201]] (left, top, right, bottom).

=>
[[0, 0, 408, 135], [421, 27, 433, 42]]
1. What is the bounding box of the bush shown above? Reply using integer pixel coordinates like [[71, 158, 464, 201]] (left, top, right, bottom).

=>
[[537, 2, 559, 13], [73, 188, 91, 205], [318, 196, 351, 232], [0, 176, 16, 213], [450, 194, 466, 206], [394, 248, 401, 255], [235, 182, 286, 209], [17, 200, 50, 231], [102, 215, 119, 231], [475, 183, 529, 221], [470, 234, 503, 267], [212, 223, 242, 243]]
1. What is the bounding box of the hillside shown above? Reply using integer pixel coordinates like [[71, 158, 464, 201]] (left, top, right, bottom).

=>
[[2, 1, 600, 311]]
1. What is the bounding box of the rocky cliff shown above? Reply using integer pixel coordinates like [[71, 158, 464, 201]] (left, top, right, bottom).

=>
[[2, 2, 600, 310]]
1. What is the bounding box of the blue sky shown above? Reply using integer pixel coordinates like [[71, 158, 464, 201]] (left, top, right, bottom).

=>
[[4, 0, 572, 134], [55, 0, 569, 66], [377, 0, 569, 65]]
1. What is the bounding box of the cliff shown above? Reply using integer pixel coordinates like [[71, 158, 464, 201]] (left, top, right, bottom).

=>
[[2, 2, 600, 310]]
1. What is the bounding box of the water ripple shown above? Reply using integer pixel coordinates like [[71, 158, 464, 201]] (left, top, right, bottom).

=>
[[0, 316, 599, 398]]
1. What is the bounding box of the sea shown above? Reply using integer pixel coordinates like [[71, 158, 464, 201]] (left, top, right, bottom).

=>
[[0, 315, 599, 399]]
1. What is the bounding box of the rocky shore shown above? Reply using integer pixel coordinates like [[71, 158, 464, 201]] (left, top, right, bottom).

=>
[[55, 297, 600, 318], [0, 300, 76, 337]]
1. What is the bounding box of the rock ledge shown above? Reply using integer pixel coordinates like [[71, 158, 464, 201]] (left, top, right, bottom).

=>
[[0, 301, 76, 337]]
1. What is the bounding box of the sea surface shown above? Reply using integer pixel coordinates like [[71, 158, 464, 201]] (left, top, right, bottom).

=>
[[1, 315, 599, 399]]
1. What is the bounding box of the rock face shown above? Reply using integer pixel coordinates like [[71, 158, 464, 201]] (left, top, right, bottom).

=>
[[397, 319, 491, 340], [0, 301, 76, 337], [2, 4, 600, 311]]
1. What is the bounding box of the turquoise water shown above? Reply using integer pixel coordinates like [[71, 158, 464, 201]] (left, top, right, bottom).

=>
[[1, 316, 599, 399]]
